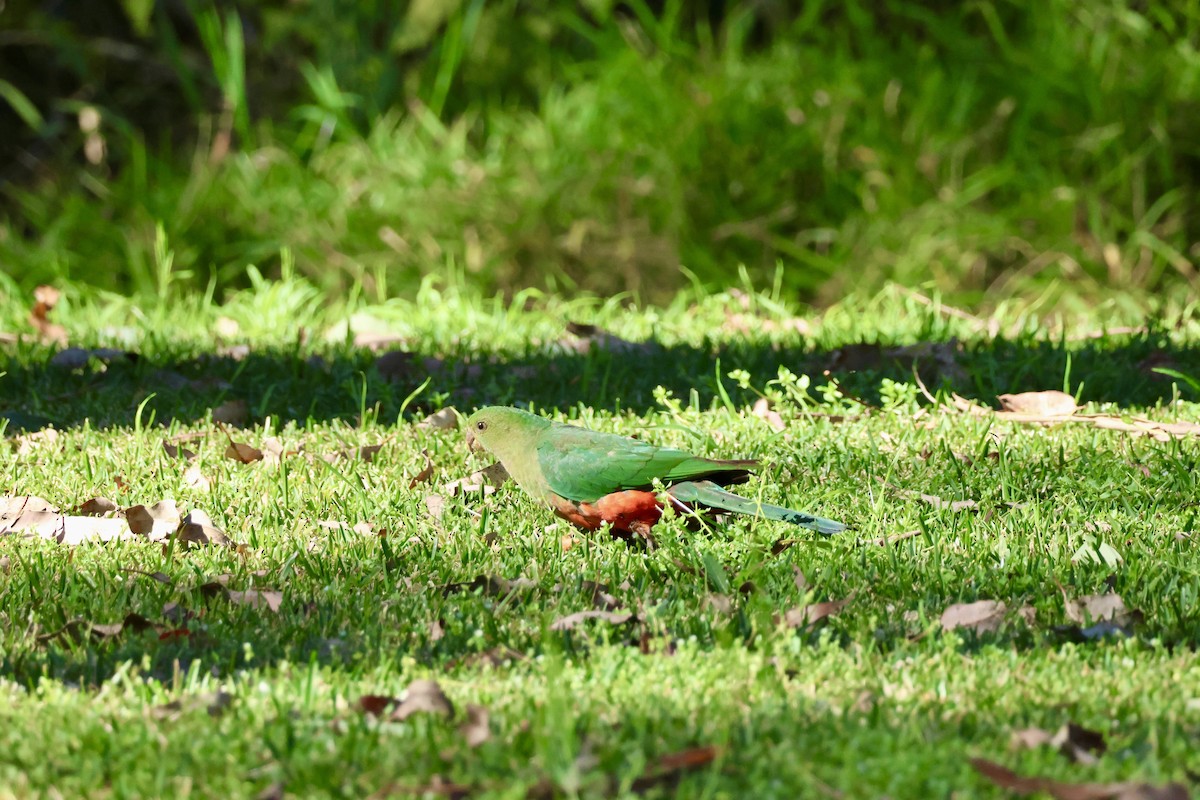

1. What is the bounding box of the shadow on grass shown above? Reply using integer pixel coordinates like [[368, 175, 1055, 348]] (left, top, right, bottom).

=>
[[3, 328, 1198, 433]]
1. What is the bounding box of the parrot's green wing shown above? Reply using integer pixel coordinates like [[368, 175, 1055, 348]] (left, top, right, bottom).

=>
[[535, 424, 754, 503]]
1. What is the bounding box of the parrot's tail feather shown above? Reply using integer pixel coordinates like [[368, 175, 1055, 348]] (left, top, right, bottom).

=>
[[668, 480, 846, 535]]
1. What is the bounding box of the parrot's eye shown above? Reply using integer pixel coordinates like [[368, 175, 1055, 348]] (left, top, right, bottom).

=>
[[475, 421, 487, 432]]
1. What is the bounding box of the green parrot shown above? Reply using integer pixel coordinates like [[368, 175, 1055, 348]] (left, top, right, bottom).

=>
[[463, 406, 845, 538]]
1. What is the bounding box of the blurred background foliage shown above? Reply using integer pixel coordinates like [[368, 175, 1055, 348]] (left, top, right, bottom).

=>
[[0, 0, 1198, 304]]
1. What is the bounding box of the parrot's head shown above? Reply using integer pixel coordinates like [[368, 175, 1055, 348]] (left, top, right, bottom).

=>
[[464, 406, 548, 460]]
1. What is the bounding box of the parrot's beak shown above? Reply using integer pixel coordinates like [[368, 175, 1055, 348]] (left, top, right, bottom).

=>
[[464, 427, 484, 454]]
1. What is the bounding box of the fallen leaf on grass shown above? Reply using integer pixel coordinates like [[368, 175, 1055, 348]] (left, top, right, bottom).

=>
[[224, 437, 263, 464], [780, 594, 855, 628], [121, 567, 172, 585], [705, 594, 733, 614], [970, 758, 1188, 799], [175, 509, 235, 547], [418, 407, 459, 430], [150, 690, 233, 721], [125, 500, 180, 539], [948, 393, 1200, 442], [998, 390, 1078, 416], [631, 745, 722, 793], [1059, 591, 1141, 639], [393, 679, 454, 720], [10, 427, 60, 456], [443, 462, 510, 496], [409, 449, 434, 488], [940, 600, 1008, 634], [77, 497, 118, 516], [552, 578, 624, 609], [38, 612, 160, 643], [1011, 722, 1107, 765], [1, 496, 139, 544], [162, 434, 200, 461], [1065, 593, 1131, 625], [325, 442, 387, 463], [211, 399, 249, 426], [752, 398, 785, 432], [447, 646, 526, 670], [885, 481, 977, 512], [459, 704, 490, 748], [183, 465, 211, 490], [424, 494, 447, 518], [227, 589, 283, 613], [30, 285, 68, 344], [550, 609, 634, 631]]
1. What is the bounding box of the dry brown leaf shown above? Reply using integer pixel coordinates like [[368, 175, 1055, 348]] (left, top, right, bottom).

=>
[[224, 440, 263, 464], [260, 437, 286, 465], [175, 509, 235, 548], [887, 482, 977, 512], [30, 285, 68, 344], [459, 704, 491, 748], [948, 393, 1200, 442], [1065, 593, 1130, 625], [1009, 722, 1107, 765], [211, 400, 249, 426], [183, 465, 211, 490], [121, 567, 172, 585], [124, 500, 180, 541], [10, 427, 61, 457], [998, 390, 1078, 416], [940, 600, 1007, 633], [77, 497, 118, 516], [631, 745, 722, 793], [444, 462, 510, 496], [780, 594, 854, 628], [418, 407, 459, 430], [358, 694, 394, 717], [752, 398, 786, 432], [424, 494, 447, 518], [227, 589, 283, 613], [970, 757, 1187, 799], [0, 495, 57, 516], [162, 440, 198, 460], [409, 449, 434, 489], [391, 679, 454, 720], [705, 594, 733, 614], [1, 496, 141, 544], [549, 609, 634, 631], [326, 442, 387, 463]]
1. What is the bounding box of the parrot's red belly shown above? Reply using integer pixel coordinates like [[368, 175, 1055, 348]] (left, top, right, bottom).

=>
[[550, 491, 663, 536]]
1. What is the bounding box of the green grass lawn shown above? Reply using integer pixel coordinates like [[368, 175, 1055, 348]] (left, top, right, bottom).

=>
[[2, 279, 1199, 798]]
